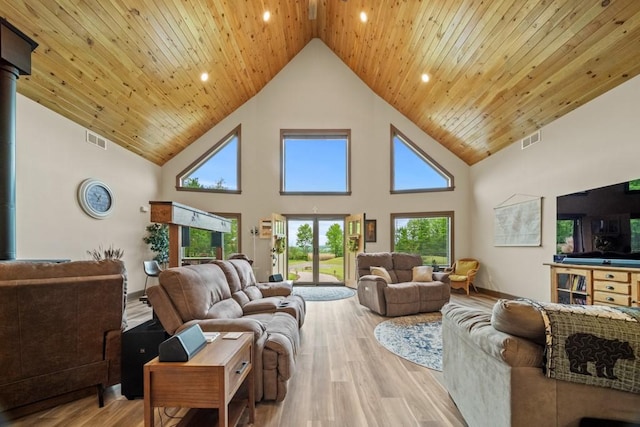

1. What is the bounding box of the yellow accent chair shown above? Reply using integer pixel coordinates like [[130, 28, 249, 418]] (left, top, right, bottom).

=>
[[445, 258, 480, 295]]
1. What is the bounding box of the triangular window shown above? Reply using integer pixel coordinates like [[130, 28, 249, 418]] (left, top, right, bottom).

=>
[[177, 125, 241, 193], [391, 126, 453, 193]]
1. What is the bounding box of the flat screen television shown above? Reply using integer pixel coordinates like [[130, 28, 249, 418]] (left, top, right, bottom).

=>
[[556, 178, 640, 265]]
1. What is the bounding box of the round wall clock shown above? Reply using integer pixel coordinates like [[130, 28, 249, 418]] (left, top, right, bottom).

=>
[[78, 178, 115, 219]]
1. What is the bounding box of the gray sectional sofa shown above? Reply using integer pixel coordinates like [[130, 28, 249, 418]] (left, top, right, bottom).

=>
[[146, 258, 305, 402], [442, 300, 640, 427]]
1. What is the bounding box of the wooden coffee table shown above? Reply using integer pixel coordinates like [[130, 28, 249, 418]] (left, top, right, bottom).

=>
[[143, 332, 254, 427]]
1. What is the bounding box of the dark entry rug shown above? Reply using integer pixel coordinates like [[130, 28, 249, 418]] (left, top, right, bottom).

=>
[[292, 286, 356, 301], [374, 312, 443, 371]]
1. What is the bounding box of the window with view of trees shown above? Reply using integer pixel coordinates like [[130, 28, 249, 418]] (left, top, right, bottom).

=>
[[182, 214, 240, 259], [627, 179, 640, 192], [556, 218, 577, 254], [176, 125, 241, 193], [631, 217, 640, 252], [392, 212, 453, 268], [281, 130, 350, 194], [391, 126, 454, 193]]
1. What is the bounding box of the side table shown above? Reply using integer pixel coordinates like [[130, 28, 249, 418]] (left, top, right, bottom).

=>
[[143, 332, 254, 427]]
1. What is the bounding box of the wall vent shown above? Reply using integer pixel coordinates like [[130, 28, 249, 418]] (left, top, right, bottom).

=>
[[521, 130, 541, 150], [86, 130, 108, 150]]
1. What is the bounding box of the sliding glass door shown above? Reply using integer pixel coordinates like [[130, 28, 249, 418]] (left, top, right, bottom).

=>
[[286, 216, 345, 285]]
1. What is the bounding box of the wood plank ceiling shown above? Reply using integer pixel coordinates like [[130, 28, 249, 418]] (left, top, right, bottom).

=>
[[2, 1, 640, 166]]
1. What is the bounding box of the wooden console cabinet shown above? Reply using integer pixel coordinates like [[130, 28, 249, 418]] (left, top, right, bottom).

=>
[[547, 262, 640, 307], [144, 333, 254, 427]]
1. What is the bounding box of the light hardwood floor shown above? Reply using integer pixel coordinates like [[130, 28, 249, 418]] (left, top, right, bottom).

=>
[[11, 292, 496, 426]]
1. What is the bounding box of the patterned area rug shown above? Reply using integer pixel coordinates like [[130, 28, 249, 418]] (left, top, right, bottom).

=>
[[374, 312, 443, 371], [292, 286, 356, 301]]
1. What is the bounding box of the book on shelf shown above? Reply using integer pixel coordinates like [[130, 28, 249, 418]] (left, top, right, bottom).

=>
[[571, 275, 586, 291], [572, 296, 587, 305]]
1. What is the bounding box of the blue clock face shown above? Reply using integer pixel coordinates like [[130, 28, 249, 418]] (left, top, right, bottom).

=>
[[87, 184, 112, 212], [78, 179, 114, 219]]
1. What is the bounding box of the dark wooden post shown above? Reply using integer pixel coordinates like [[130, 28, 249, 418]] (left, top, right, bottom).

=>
[[0, 19, 37, 260]]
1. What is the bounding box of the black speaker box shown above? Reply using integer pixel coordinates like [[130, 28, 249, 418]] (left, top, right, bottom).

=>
[[158, 324, 207, 362], [121, 319, 168, 400], [269, 273, 283, 282]]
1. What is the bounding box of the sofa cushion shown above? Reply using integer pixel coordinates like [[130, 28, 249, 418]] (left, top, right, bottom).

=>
[[245, 286, 264, 301], [392, 252, 422, 283], [159, 264, 241, 321], [491, 299, 545, 345], [0, 259, 125, 279], [232, 290, 251, 307], [412, 265, 433, 282], [206, 298, 244, 319], [230, 259, 257, 288], [356, 252, 393, 279], [212, 260, 243, 293], [454, 260, 477, 275], [370, 266, 392, 283]]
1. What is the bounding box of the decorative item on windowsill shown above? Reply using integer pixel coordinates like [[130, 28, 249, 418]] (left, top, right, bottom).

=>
[[347, 236, 360, 253], [273, 236, 286, 254]]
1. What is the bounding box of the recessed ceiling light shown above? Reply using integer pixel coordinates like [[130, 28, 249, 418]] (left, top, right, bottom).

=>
[[360, 11, 368, 22], [263, 11, 271, 21], [200, 72, 209, 82], [421, 73, 430, 83]]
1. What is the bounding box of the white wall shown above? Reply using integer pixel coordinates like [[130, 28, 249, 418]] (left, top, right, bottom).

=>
[[15, 94, 161, 294], [161, 39, 471, 280], [471, 75, 640, 301]]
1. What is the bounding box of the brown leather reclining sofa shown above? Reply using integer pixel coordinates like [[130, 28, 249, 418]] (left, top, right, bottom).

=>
[[147, 258, 305, 402]]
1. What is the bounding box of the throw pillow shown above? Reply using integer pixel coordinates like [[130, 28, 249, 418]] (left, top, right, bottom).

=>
[[412, 265, 433, 282], [455, 259, 477, 275], [491, 299, 545, 345], [370, 266, 392, 283]]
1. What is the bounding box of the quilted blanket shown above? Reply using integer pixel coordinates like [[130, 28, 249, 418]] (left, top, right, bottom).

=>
[[525, 300, 640, 394]]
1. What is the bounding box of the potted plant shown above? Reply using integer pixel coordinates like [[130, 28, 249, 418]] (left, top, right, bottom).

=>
[[347, 236, 360, 253], [143, 223, 169, 266], [273, 236, 286, 254]]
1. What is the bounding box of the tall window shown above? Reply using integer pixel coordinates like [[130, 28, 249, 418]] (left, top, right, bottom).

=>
[[281, 130, 350, 194], [391, 126, 453, 193], [556, 215, 584, 254], [176, 125, 241, 193], [631, 216, 640, 252], [392, 212, 453, 268]]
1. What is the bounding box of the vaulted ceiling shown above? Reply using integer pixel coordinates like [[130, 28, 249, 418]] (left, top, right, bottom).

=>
[[3, 1, 640, 166]]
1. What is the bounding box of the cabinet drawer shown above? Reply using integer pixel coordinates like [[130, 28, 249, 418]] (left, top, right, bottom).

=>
[[593, 291, 631, 306], [593, 270, 630, 283], [226, 344, 252, 394], [593, 281, 630, 295]]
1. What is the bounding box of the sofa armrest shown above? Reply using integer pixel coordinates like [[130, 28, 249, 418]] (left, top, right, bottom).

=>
[[442, 303, 543, 368], [180, 318, 267, 342], [357, 275, 389, 315], [359, 274, 389, 287], [146, 285, 184, 335], [257, 281, 292, 297], [432, 271, 450, 282]]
